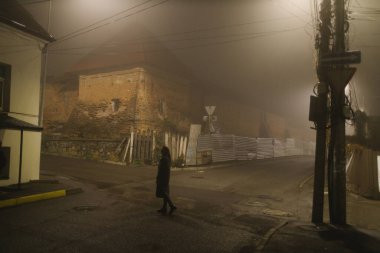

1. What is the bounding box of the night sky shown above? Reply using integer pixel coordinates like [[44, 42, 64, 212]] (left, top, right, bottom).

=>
[[20, 0, 380, 123]]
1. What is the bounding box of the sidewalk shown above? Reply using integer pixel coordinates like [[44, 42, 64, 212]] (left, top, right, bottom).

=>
[[261, 220, 380, 253], [0, 179, 82, 209]]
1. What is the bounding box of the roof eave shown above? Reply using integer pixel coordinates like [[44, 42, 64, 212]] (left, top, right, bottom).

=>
[[0, 16, 55, 43]]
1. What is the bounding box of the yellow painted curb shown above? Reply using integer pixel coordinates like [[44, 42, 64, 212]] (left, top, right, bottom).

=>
[[0, 190, 67, 209]]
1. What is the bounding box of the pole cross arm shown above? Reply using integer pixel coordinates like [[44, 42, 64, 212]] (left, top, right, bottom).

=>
[[320, 51, 361, 65]]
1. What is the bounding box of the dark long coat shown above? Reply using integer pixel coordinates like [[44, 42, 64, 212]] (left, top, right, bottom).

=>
[[156, 156, 171, 198]]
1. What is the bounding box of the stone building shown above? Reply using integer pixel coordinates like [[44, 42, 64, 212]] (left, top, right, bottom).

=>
[[42, 64, 204, 162], [42, 25, 313, 162], [45, 66, 203, 139]]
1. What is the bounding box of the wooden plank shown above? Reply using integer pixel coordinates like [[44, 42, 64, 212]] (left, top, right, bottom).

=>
[[122, 138, 131, 163]]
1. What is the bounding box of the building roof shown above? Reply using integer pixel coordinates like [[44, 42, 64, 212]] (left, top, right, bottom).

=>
[[65, 24, 194, 80], [0, 0, 54, 42], [0, 114, 43, 132]]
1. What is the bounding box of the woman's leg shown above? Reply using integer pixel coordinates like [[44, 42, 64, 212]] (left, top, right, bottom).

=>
[[163, 193, 174, 209], [162, 198, 168, 210], [163, 193, 176, 214], [157, 195, 168, 214]]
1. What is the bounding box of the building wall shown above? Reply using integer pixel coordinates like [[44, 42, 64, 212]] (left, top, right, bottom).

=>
[[64, 69, 140, 138], [42, 68, 314, 163], [347, 148, 380, 199], [0, 23, 44, 186], [140, 69, 202, 133], [43, 80, 78, 133], [44, 67, 203, 139], [203, 94, 313, 140], [43, 69, 313, 142], [203, 94, 261, 137]]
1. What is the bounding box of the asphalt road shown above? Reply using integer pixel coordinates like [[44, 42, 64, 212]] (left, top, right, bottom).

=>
[[0, 155, 315, 253]]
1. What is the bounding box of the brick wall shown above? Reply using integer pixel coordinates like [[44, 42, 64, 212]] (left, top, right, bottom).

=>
[[44, 67, 203, 139], [42, 66, 313, 162], [43, 81, 78, 134], [78, 68, 140, 103]]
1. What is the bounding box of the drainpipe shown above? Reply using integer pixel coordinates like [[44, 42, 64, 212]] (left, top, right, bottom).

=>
[[38, 44, 49, 126], [38, 0, 52, 126]]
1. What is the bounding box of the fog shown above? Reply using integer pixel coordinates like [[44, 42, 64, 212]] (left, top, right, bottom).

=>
[[20, 0, 380, 124]]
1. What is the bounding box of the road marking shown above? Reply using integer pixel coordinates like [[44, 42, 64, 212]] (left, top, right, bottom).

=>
[[0, 188, 82, 209], [256, 220, 288, 251], [0, 190, 66, 208], [298, 174, 314, 189], [262, 209, 293, 217]]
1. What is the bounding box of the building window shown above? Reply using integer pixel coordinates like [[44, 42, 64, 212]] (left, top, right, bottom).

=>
[[0, 77, 4, 111], [0, 147, 10, 180], [111, 99, 120, 112], [0, 63, 11, 112]]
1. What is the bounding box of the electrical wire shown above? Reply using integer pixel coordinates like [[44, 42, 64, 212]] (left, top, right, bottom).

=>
[[48, 26, 304, 56], [49, 26, 305, 52], [1, 0, 50, 7], [57, 0, 154, 40], [270, 0, 316, 42], [55, 0, 169, 44], [119, 16, 301, 43]]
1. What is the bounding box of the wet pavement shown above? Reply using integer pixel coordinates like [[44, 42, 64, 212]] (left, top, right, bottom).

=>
[[0, 154, 380, 252]]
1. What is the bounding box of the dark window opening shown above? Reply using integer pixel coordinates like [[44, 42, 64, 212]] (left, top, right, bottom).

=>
[[111, 98, 120, 112], [0, 77, 4, 111], [159, 99, 167, 118], [0, 147, 10, 180]]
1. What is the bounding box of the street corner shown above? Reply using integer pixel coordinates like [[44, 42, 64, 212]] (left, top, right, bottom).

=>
[[260, 221, 380, 253], [0, 187, 83, 209]]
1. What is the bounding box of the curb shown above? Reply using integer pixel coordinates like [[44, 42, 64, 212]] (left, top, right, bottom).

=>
[[172, 163, 234, 172], [0, 188, 83, 209]]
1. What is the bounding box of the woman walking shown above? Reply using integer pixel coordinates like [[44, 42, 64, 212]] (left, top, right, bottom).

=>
[[156, 146, 176, 215]]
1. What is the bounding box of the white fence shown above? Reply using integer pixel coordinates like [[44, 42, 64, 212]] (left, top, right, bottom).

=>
[[196, 134, 315, 164]]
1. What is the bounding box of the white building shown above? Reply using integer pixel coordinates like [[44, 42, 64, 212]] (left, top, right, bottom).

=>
[[0, 1, 54, 187]]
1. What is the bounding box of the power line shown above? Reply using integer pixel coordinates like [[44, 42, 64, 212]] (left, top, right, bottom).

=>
[[270, 0, 313, 26], [48, 26, 304, 56], [356, 44, 380, 48], [54, 0, 169, 44], [55, 0, 308, 46], [1, 0, 50, 7], [269, 0, 316, 42], [49, 19, 306, 52], [122, 15, 303, 43], [19, 0, 50, 6], [57, 0, 154, 40]]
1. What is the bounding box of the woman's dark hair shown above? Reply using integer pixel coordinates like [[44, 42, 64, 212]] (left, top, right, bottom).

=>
[[161, 146, 171, 160]]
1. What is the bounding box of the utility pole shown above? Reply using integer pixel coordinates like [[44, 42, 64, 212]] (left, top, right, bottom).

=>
[[311, 0, 331, 224], [327, 0, 354, 225], [312, 0, 360, 225]]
